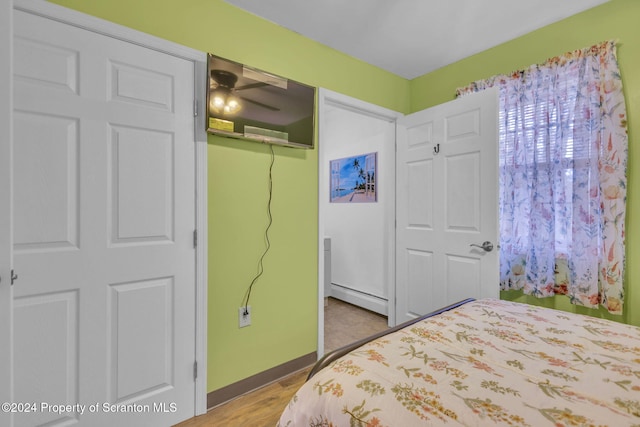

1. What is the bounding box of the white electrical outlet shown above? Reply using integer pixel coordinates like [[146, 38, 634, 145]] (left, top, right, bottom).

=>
[[238, 306, 251, 328]]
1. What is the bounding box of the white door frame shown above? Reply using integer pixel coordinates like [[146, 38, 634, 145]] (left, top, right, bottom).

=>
[[0, 0, 14, 425], [317, 88, 400, 357], [9, 0, 209, 416]]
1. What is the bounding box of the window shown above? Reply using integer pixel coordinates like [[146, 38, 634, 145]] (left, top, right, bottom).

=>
[[498, 71, 597, 256], [457, 41, 628, 314]]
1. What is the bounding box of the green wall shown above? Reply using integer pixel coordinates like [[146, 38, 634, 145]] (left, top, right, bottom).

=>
[[48, 0, 409, 392], [48, 0, 640, 394], [410, 0, 640, 326]]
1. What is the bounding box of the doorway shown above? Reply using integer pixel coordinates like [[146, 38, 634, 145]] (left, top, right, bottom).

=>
[[318, 88, 501, 353], [317, 89, 400, 356]]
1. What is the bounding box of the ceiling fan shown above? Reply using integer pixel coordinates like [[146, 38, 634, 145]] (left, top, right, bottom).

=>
[[209, 69, 280, 115]]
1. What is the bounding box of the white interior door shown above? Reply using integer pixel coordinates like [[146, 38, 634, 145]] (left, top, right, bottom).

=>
[[12, 10, 196, 427], [395, 88, 499, 324]]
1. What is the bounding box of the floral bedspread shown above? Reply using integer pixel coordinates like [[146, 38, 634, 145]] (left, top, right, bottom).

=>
[[277, 299, 640, 426]]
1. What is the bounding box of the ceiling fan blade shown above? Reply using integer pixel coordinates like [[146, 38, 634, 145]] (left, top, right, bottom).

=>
[[235, 82, 268, 91], [240, 96, 280, 111]]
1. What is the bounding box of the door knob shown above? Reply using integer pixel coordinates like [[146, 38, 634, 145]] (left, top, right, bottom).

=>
[[470, 241, 493, 252]]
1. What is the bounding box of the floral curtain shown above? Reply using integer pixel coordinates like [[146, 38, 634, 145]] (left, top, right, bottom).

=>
[[456, 40, 628, 314]]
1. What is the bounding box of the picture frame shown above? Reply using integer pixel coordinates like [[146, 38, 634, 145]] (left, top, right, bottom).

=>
[[329, 152, 377, 203]]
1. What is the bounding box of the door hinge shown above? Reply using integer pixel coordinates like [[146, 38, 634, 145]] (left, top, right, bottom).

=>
[[193, 230, 198, 248], [194, 99, 198, 118], [193, 361, 198, 380], [11, 269, 17, 286]]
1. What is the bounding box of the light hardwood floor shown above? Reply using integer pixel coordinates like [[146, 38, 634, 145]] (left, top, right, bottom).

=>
[[175, 298, 388, 427]]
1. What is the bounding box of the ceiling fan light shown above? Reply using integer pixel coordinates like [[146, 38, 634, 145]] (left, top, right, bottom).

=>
[[209, 87, 241, 115], [226, 97, 241, 113], [213, 95, 225, 108]]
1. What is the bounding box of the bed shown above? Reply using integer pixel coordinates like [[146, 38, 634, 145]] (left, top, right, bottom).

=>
[[277, 298, 640, 426]]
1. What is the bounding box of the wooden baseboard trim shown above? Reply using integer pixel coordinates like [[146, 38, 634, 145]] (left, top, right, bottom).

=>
[[207, 352, 317, 410]]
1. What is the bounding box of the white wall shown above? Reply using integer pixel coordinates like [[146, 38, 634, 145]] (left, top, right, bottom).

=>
[[320, 92, 398, 315]]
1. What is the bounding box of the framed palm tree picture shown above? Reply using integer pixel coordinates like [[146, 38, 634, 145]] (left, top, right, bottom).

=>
[[329, 152, 377, 203]]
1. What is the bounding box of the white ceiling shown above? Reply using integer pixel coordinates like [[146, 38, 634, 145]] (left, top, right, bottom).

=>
[[224, 0, 609, 79]]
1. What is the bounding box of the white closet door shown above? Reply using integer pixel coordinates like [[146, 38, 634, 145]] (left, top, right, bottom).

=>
[[13, 10, 196, 426], [396, 88, 499, 323]]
